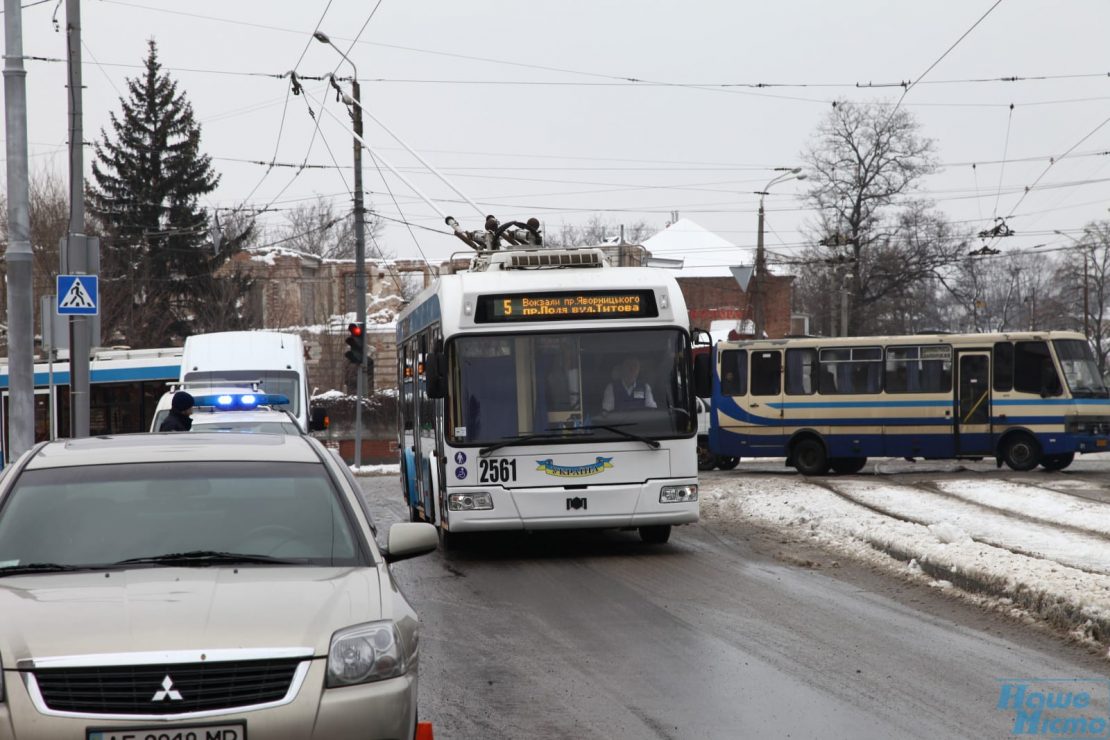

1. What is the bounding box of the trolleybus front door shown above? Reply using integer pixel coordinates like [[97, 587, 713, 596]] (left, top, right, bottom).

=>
[[955, 351, 992, 455]]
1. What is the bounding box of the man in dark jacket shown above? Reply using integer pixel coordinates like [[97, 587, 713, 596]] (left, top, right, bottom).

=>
[[159, 391, 194, 432]]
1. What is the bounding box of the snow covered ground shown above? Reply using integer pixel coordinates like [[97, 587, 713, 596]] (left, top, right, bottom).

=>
[[700, 461, 1110, 653], [351, 463, 401, 476]]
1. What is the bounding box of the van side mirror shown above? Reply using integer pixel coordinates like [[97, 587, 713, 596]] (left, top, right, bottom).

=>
[[694, 354, 712, 399], [309, 406, 329, 432], [691, 328, 712, 346], [426, 352, 447, 399]]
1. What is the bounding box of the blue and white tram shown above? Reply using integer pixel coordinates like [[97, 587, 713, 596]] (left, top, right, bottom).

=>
[[396, 245, 699, 545]]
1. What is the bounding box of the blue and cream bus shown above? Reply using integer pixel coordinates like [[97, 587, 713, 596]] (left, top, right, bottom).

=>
[[697, 331, 1110, 474], [396, 245, 699, 546]]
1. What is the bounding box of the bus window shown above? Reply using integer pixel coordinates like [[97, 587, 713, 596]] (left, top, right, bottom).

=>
[[785, 348, 817, 395], [886, 346, 951, 393], [819, 347, 881, 394], [720, 350, 747, 396], [750, 351, 781, 396], [993, 342, 1014, 392], [1014, 341, 1060, 396], [1053, 338, 1108, 397]]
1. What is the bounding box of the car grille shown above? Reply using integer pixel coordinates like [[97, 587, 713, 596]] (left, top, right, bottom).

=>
[[33, 657, 303, 715]]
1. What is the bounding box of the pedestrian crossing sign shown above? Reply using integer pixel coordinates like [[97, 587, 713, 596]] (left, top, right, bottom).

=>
[[57, 274, 99, 315]]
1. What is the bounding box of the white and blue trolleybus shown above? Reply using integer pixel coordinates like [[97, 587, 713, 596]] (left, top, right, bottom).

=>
[[696, 331, 1110, 474], [396, 241, 699, 546]]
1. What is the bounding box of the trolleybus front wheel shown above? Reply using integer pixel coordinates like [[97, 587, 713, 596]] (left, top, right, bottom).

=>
[[1001, 433, 1041, 471], [639, 525, 672, 544], [1040, 452, 1074, 471]]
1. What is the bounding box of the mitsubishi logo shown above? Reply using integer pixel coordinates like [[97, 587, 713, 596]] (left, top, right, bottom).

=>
[[152, 675, 183, 702]]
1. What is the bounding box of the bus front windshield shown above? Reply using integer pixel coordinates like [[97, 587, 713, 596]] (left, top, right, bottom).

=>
[[447, 329, 694, 447], [1053, 339, 1109, 397]]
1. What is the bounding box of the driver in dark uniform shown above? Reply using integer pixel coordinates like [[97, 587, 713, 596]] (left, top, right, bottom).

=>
[[601, 357, 656, 412]]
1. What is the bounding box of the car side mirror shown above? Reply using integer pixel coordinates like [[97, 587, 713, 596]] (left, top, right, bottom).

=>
[[425, 352, 447, 399], [694, 353, 712, 399], [382, 522, 438, 563], [309, 406, 328, 432]]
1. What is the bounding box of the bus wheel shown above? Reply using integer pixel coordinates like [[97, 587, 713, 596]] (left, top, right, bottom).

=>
[[697, 437, 717, 471], [830, 457, 867, 475], [792, 438, 829, 475], [1001, 433, 1041, 471], [639, 525, 672, 544], [1040, 452, 1074, 471], [715, 456, 740, 470]]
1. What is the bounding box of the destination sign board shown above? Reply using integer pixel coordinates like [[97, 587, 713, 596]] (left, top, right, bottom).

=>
[[475, 290, 658, 323]]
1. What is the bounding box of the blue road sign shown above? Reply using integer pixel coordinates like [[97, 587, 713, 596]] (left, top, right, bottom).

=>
[[57, 275, 99, 315]]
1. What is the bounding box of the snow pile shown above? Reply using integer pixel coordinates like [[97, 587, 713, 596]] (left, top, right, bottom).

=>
[[700, 475, 1110, 647], [312, 389, 347, 401], [350, 464, 400, 476]]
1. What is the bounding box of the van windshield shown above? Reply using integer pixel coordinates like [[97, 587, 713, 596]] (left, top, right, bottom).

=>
[[183, 370, 301, 416]]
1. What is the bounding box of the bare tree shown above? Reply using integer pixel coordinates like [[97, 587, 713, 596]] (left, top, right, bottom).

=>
[[272, 195, 384, 259], [545, 215, 656, 247], [802, 100, 944, 334]]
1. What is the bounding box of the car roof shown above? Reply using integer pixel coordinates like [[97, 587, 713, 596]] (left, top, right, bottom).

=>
[[24, 433, 322, 469], [190, 408, 299, 425]]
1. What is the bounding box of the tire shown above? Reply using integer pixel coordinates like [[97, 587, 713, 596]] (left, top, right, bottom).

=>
[[715, 456, 740, 470], [1040, 452, 1074, 471], [792, 438, 829, 475], [697, 437, 717, 471], [1001, 433, 1041, 471], [830, 457, 867, 475], [639, 525, 672, 544]]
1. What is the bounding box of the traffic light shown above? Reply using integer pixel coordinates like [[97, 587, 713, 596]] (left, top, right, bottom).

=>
[[345, 322, 365, 365]]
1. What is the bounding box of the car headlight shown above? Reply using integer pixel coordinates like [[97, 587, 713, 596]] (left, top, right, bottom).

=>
[[660, 484, 698, 503], [326, 621, 407, 688], [448, 492, 493, 511]]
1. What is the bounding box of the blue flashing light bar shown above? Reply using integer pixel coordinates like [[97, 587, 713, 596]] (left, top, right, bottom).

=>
[[192, 393, 290, 411]]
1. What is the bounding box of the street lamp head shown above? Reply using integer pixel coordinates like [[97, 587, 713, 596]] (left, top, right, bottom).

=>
[[313, 31, 331, 44], [789, 167, 803, 174], [795, 173, 807, 181]]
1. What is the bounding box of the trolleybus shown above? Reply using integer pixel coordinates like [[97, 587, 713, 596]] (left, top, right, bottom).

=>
[[697, 331, 1110, 474], [396, 244, 699, 545]]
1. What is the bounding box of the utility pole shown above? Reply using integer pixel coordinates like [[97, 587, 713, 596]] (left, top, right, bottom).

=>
[[3, 0, 35, 457], [753, 168, 805, 339], [65, 0, 91, 437], [314, 32, 366, 467]]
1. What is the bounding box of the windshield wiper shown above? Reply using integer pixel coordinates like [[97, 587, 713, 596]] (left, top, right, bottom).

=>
[[573, 424, 661, 449], [0, 562, 99, 577], [114, 550, 303, 567], [479, 430, 569, 457]]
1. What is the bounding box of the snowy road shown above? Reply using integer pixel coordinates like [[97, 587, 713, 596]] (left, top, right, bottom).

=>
[[359, 464, 1109, 739], [702, 455, 1110, 652]]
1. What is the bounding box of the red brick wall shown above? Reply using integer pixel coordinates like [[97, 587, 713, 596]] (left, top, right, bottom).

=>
[[677, 275, 794, 338]]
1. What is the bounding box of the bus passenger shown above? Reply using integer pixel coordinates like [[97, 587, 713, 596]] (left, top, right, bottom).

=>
[[601, 357, 657, 412]]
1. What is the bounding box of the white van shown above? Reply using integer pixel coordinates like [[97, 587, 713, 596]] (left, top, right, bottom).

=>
[[179, 331, 318, 432]]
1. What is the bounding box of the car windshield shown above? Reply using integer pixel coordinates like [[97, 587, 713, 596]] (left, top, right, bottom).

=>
[[447, 328, 694, 446], [183, 370, 301, 416], [0, 462, 362, 569], [1053, 339, 1109, 397]]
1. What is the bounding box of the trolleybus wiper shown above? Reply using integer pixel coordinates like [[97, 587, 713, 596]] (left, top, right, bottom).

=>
[[479, 429, 568, 457], [574, 424, 661, 449]]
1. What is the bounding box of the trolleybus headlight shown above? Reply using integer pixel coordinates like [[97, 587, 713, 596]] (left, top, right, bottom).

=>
[[659, 484, 698, 503], [326, 621, 406, 687], [448, 492, 494, 511]]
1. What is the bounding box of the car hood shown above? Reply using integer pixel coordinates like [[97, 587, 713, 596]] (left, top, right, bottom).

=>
[[0, 566, 383, 665]]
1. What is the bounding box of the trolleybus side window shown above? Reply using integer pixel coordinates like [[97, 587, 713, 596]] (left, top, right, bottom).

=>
[[885, 345, 952, 394], [993, 342, 1014, 392], [1014, 341, 1061, 396], [751, 351, 781, 396], [785, 348, 817, 395], [719, 350, 747, 396]]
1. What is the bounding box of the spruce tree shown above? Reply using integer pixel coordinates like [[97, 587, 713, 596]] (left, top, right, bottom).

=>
[[88, 40, 251, 347]]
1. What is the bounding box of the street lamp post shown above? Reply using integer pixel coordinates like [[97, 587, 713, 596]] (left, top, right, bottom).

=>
[[316, 31, 368, 467], [1054, 230, 1090, 339], [753, 168, 806, 338]]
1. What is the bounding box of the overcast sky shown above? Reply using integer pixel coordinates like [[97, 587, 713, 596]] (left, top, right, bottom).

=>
[[8, 0, 1110, 273]]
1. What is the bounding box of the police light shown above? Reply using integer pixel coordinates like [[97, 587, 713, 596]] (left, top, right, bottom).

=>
[[194, 393, 290, 411], [345, 322, 366, 365]]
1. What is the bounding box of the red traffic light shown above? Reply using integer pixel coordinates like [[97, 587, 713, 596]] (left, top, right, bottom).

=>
[[348, 323, 363, 337]]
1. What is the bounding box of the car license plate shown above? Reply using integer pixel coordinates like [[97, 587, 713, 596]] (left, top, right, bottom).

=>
[[88, 722, 245, 740]]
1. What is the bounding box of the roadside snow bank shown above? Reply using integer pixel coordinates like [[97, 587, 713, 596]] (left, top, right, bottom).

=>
[[700, 476, 1110, 648], [350, 464, 400, 476]]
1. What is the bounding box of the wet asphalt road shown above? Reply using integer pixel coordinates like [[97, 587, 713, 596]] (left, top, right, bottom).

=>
[[358, 472, 1108, 740]]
